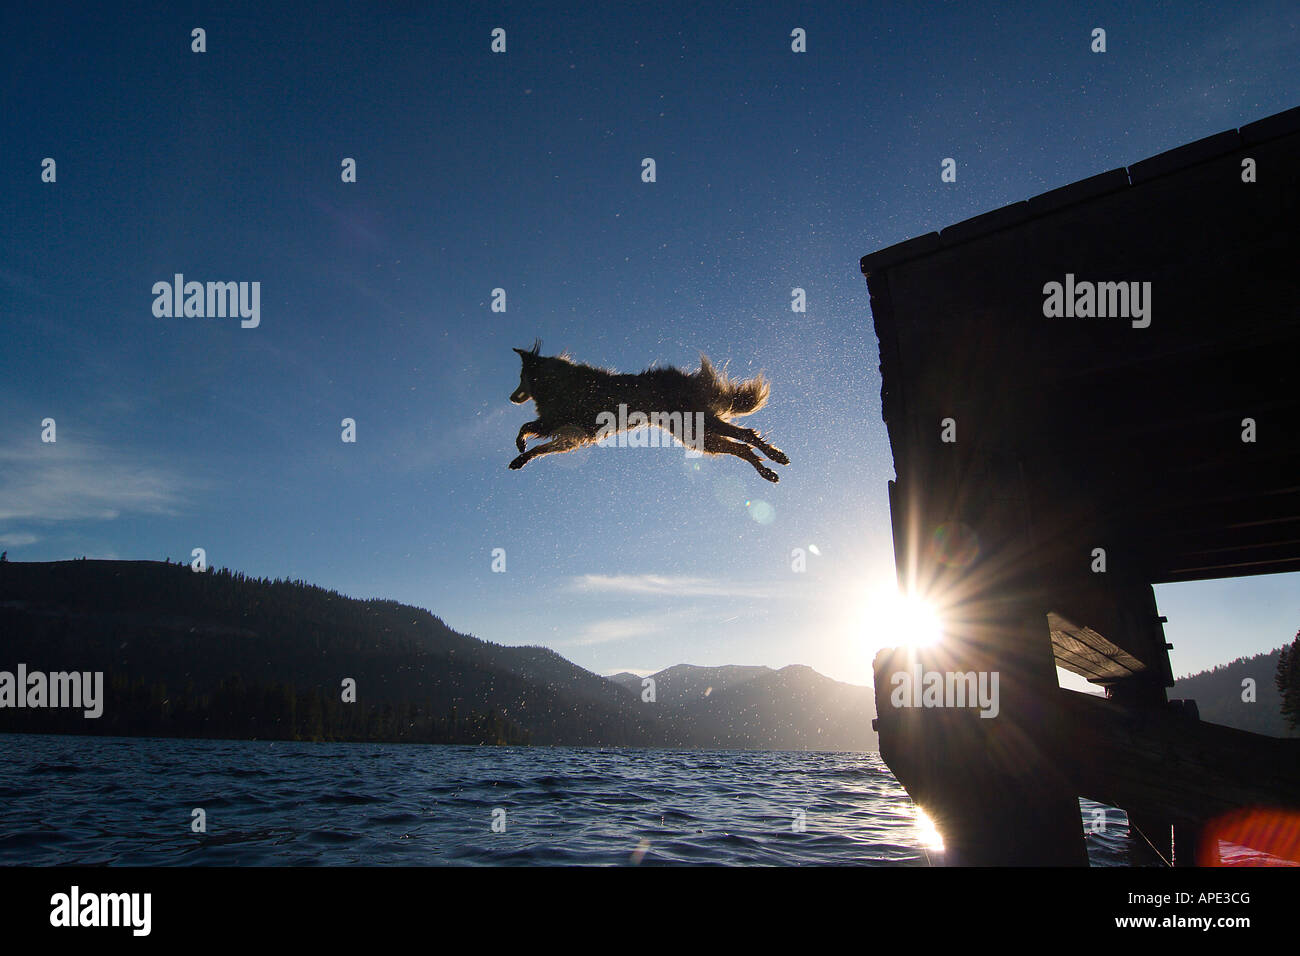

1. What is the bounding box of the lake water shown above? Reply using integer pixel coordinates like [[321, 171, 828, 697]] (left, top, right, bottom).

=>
[[0, 734, 1135, 865]]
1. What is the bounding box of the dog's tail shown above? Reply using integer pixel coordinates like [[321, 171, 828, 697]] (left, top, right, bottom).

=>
[[697, 355, 770, 418]]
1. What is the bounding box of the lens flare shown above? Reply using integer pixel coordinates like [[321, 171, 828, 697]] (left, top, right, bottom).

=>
[[1202, 808, 1300, 866], [930, 522, 980, 568], [746, 499, 775, 524]]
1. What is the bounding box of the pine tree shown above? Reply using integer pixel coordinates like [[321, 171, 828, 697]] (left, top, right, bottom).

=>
[[1277, 631, 1300, 732]]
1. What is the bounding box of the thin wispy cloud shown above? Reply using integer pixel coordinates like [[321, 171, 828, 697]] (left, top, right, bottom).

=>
[[0, 442, 190, 522], [557, 616, 677, 648], [571, 574, 775, 600], [0, 532, 39, 547], [554, 605, 720, 648]]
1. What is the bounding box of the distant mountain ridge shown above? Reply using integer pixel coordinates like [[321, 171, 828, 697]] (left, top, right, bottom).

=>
[[608, 663, 772, 703], [607, 663, 876, 749], [0, 560, 878, 751], [4, 560, 1283, 748], [1172, 646, 1295, 738]]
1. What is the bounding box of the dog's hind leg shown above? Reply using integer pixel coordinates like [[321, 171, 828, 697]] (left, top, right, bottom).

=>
[[708, 418, 790, 466], [704, 433, 780, 483]]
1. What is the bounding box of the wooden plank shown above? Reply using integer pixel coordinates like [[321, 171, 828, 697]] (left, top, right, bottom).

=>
[[1049, 612, 1147, 682]]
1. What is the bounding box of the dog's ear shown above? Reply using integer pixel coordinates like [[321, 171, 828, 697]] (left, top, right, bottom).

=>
[[513, 347, 527, 358]]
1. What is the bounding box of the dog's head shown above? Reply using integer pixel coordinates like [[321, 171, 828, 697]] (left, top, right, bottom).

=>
[[510, 340, 542, 404]]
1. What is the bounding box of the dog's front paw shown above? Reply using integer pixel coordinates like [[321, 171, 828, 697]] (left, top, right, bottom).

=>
[[509, 455, 528, 470], [759, 466, 779, 483], [767, 448, 790, 466], [516, 437, 527, 453]]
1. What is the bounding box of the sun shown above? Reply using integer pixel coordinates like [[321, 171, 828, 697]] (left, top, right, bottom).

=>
[[868, 588, 944, 650], [838, 578, 949, 683]]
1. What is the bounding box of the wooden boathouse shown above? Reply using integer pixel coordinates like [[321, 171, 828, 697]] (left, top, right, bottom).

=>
[[862, 105, 1300, 865]]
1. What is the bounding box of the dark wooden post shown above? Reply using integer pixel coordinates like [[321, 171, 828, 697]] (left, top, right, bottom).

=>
[[874, 467, 1088, 865], [874, 634, 1087, 864]]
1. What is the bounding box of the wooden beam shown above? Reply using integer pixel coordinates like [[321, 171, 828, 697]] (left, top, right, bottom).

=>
[[1062, 689, 1300, 824]]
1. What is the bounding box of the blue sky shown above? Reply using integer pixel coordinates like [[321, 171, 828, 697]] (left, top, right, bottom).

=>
[[2, 1, 1297, 689]]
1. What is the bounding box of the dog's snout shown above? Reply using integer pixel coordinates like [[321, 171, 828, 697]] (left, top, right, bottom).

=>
[[510, 390, 528, 404]]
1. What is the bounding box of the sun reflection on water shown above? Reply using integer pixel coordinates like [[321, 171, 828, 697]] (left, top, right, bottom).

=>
[[915, 806, 945, 851]]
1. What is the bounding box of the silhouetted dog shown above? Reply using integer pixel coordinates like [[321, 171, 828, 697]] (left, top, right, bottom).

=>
[[508, 341, 789, 482]]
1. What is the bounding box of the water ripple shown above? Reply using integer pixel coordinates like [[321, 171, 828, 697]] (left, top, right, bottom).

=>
[[0, 734, 1133, 866]]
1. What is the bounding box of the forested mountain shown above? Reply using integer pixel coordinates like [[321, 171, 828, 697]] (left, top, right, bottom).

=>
[[0, 560, 878, 750], [1172, 646, 1296, 737]]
